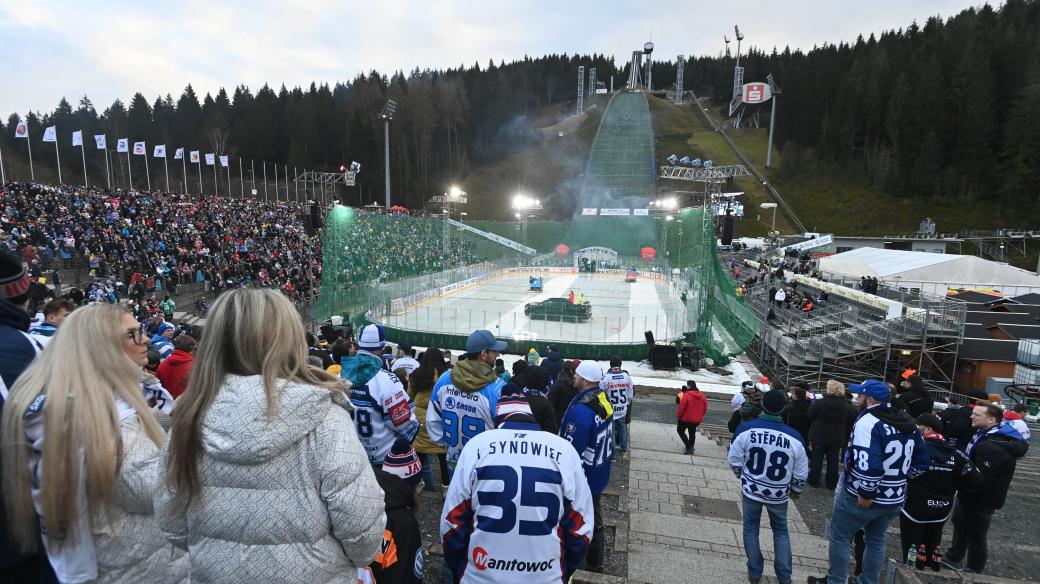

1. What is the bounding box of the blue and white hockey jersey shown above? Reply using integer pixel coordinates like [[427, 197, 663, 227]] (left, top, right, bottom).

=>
[[441, 422, 593, 584], [839, 404, 930, 507], [728, 415, 809, 504], [342, 352, 419, 464], [599, 368, 633, 420], [426, 368, 504, 468], [559, 388, 614, 495]]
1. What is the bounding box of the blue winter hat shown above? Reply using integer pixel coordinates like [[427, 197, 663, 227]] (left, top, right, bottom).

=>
[[158, 322, 175, 335], [849, 379, 891, 401], [357, 324, 386, 352]]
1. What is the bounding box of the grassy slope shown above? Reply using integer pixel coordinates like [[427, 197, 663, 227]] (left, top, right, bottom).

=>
[[649, 95, 788, 237]]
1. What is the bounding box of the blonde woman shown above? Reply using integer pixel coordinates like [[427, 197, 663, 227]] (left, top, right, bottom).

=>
[[1, 304, 188, 583], [806, 379, 855, 489], [159, 288, 385, 583]]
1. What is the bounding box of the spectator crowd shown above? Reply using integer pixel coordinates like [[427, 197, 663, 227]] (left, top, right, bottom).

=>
[[1, 182, 322, 309]]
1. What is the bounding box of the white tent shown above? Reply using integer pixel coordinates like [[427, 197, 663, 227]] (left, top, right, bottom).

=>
[[818, 248, 1040, 297]]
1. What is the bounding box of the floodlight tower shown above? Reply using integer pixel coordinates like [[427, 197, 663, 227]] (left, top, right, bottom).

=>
[[643, 41, 655, 90], [589, 67, 597, 97], [675, 55, 685, 104], [512, 194, 542, 247], [380, 99, 397, 210], [732, 26, 744, 108], [577, 66, 585, 115], [724, 36, 731, 58]]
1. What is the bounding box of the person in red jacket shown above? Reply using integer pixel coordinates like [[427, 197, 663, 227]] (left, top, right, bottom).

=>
[[156, 334, 196, 399], [676, 380, 708, 454]]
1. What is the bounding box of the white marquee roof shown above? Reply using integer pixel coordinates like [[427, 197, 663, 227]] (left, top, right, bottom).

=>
[[818, 248, 1040, 288]]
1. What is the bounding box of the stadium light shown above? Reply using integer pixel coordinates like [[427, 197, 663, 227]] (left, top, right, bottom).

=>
[[760, 202, 778, 233]]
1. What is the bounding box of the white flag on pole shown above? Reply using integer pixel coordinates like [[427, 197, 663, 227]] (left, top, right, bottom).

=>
[[133, 141, 146, 155], [174, 147, 184, 160], [117, 138, 129, 153], [14, 121, 28, 138], [219, 155, 229, 167], [42, 126, 57, 142], [94, 135, 107, 149], [205, 153, 215, 166], [72, 130, 83, 147], [154, 145, 166, 157], [190, 151, 200, 163]]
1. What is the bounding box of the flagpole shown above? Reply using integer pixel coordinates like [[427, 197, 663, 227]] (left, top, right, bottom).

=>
[[197, 157, 202, 194], [144, 149, 152, 191], [263, 162, 268, 201], [127, 150, 133, 190], [105, 150, 111, 189], [239, 158, 244, 198], [274, 163, 279, 202], [294, 166, 298, 201], [53, 135, 62, 184], [163, 153, 170, 192], [251, 159, 256, 194], [285, 165, 289, 201], [181, 153, 187, 194], [226, 160, 231, 195], [26, 123, 34, 181], [0, 142, 6, 184], [212, 159, 218, 196], [80, 142, 88, 187]]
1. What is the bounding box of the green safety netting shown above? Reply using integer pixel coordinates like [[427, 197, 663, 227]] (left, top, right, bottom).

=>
[[313, 206, 518, 327], [315, 206, 760, 364]]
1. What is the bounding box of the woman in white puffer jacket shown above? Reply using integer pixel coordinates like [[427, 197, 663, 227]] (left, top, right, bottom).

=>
[[158, 288, 385, 584], [1, 304, 188, 584]]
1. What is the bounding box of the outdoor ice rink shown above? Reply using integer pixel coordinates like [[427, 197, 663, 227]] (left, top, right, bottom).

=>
[[382, 272, 686, 345]]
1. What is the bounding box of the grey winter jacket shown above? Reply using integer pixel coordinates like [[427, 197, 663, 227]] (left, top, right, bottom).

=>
[[23, 399, 188, 584], [156, 374, 385, 583]]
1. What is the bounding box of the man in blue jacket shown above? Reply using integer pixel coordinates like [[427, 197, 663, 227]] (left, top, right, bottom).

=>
[[560, 360, 614, 571], [808, 379, 929, 584], [0, 251, 56, 582]]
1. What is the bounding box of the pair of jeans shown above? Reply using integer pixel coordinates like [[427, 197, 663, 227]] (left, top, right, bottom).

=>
[[585, 494, 605, 569], [808, 442, 840, 488], [741, 495, 793, 583], [614, 418, 629, 452], [418, 452, 449, 491], [825, 490, 900, 584], [947, 501, 993, 573], [676, 421, 698, 449]]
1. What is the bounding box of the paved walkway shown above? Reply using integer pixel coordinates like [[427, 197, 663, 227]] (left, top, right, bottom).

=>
[[625, 421, 830, 584]]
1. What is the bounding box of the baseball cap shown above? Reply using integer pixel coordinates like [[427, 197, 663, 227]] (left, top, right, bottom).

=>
[[915, 413, 943, 433], [849, 379, 891, 401], [465, 329, 507, 353], [575, 360, 604, 384], [741, 380, 757, 394], [357, 324, 386, 352]]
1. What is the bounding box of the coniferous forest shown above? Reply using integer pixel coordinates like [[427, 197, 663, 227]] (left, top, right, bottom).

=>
[[2, 0, 1038, 218]]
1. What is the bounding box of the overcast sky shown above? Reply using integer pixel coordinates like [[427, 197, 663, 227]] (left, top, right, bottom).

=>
[[0, 0, 985, 117]]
